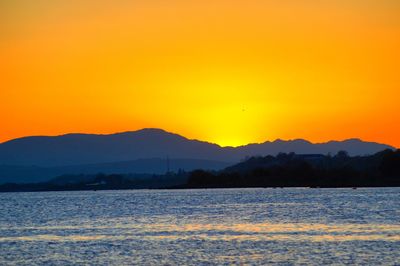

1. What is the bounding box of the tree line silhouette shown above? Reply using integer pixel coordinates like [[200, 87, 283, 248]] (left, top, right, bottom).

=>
[[0, 149, 399, 192], [186, 149, 400, 188]]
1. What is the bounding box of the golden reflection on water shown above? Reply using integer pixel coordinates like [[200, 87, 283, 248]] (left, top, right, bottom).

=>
[[1, 222, 399, 242], [4, 221, 399, 233]]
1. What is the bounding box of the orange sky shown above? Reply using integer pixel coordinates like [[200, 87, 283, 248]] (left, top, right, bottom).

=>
[[1, 0, 399, 147]]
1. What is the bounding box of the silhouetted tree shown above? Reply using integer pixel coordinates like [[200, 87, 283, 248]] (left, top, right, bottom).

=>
[[380, 150, 400, 177], [335, 150, 349, 159]]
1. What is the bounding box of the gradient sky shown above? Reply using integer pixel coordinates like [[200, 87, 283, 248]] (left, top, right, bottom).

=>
[[1, 0, 399, 147]]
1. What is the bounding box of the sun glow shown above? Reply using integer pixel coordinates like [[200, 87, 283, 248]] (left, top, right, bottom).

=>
[[141, 68, 278, 146]]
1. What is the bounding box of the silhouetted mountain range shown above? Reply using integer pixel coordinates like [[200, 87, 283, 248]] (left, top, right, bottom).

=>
[[0, 128, 394, 184]]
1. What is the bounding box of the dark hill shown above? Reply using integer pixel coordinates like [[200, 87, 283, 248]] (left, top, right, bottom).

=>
[[187, 150, 400, 188], [0, 128, 394, 184], [0, 128, 393, 167]]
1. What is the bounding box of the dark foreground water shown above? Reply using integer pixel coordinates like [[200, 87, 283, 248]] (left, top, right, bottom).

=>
[[0, 188, 399, 265]]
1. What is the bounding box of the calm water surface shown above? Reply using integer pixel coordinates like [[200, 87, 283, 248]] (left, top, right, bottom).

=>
[[0, 188, 399, 265]]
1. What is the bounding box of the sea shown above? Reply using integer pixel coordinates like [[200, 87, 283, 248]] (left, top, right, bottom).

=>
[[0, 188, 399, 265]]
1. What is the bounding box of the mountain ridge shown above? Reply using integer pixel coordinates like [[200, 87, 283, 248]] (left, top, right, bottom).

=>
[[0, 128, 394, 168], [1, 128, 391, 148], [0, 128, 395, 184]]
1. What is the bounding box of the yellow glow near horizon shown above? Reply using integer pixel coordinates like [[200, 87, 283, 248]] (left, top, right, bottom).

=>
[[1, 0, 399, 147]]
